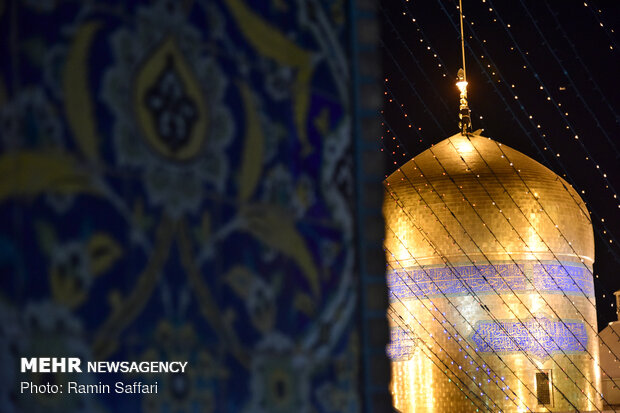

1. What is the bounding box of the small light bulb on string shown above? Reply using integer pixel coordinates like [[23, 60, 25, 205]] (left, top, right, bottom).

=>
[[471, 0, 620, 213]]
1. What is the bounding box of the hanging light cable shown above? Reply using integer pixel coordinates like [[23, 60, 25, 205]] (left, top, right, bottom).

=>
[[457, 0, 471, 134]]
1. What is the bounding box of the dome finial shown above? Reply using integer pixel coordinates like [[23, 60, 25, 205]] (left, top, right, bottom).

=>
[[457, 0, 471, 135], [457, 68, 471, 135]]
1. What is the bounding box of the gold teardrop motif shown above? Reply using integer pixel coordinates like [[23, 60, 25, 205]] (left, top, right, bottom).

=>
[[134, 37, 208, 161]]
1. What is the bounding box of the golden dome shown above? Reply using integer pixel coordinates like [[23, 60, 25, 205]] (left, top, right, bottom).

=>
[[384, 133, 600, 413], [384, 132, 594, 268]]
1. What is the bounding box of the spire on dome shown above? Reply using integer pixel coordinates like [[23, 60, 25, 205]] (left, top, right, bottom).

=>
[[457, 68, 471, 135], [456, 0, 471, 135]]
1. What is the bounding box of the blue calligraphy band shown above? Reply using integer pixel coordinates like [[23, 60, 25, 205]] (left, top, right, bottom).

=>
[[471, 316, 588, 361], [387, 262, 594, 300]]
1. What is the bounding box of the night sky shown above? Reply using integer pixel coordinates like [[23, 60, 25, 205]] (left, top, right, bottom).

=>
[[380, 0, 620, 330]]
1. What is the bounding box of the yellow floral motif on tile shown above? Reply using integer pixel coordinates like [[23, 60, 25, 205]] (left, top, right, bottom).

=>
[[134, 37, 208, 161]]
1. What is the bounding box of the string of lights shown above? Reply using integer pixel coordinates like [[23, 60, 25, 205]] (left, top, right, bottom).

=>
[[393, 155, 606, 409], [445, 0, 620, 174], [392, 0, 549, 160], [432, 0, 620, 264], [481, 0, 620, 207], [388, 1, 492, 135], [381, 41, 447, 136], [384, 85, 425, 142], [380, 122, 409, 167], [384, 1, 619, 222], [385, 234, 558, 411], [449, 0, 620, 207], [386, 235, 570, 412], [380, 87, 620, 405], [381, 114, 607, 409], [515, 0, 619, 157], [488, 139, 620, 351], [440, 0, 620, 304], [382, 128, 612, 406], [388, 305, 526, 411], [384, 81, 492, 158], [381, 1, 620, 410], [384, 228, 548, 407], [456, 2, 620, 241], [387, 293, 512, 411], [383, 187, 586, 411], [386, 42, 620, 316], [581, 0, 619, 52], [383, 108, 618, 351], [388, 0, 604, 172], [543, 1, 620, 131], [387, 307, 492, 411], [398, 0, 453, 79], [449, 135, 620, 373], [384, 170, 605, 410], [384, 210, 598, 410], [380, 6, 454, 118]]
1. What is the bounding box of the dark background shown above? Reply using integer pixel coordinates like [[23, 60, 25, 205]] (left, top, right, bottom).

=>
[[381, 0, 620, 330]]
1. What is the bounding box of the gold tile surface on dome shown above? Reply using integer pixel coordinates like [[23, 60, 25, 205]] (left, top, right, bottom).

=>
[[384, 133, 601, 413], [384, 133, 593, 268]]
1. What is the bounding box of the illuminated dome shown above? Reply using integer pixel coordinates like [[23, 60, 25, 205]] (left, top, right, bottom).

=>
[[384, 133, 601, 412]]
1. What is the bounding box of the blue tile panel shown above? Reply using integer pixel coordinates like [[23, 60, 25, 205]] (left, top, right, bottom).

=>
[[471, 316, 588, 360], [0, 1, 367, 411], [387, 262, 594, 301]]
